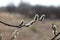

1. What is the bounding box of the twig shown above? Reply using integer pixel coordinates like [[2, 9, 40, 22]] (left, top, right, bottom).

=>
[[0, 14, 45, 40], [0, 14, 45, 28], [51, 32, 60, 40]]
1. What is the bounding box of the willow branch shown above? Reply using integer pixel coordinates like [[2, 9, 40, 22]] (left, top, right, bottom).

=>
[[0, 14, 45, 28]]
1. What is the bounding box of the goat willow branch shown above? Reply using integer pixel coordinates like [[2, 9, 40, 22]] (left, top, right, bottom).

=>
[[0, 14, 45, 40], [0, 14, 45, 28]]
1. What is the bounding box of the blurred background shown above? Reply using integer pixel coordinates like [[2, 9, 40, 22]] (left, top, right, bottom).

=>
[[0, 0, 60, 19], [0, 0, 60, 40]]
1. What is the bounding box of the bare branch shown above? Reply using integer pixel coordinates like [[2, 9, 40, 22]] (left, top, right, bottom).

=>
[[0, 21, 19, 27]]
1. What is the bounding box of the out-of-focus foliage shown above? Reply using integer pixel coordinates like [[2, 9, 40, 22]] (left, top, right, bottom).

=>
[[0, 2, 60, 19], [16, 3, 60, 19], [6, 3, 16, 13]]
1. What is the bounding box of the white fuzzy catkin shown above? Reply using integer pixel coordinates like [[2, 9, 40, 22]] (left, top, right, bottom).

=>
[[12, 29, 18, 36], [25, 14, 38, 27], [11, 28, 19, 40], [25, 20, 35, 27], [39, 14, 45, 21], [52, 24, 57, 35], [0, 33, 3, 40], [34, 14, 39, 21], [19, 20, 25, 26]]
